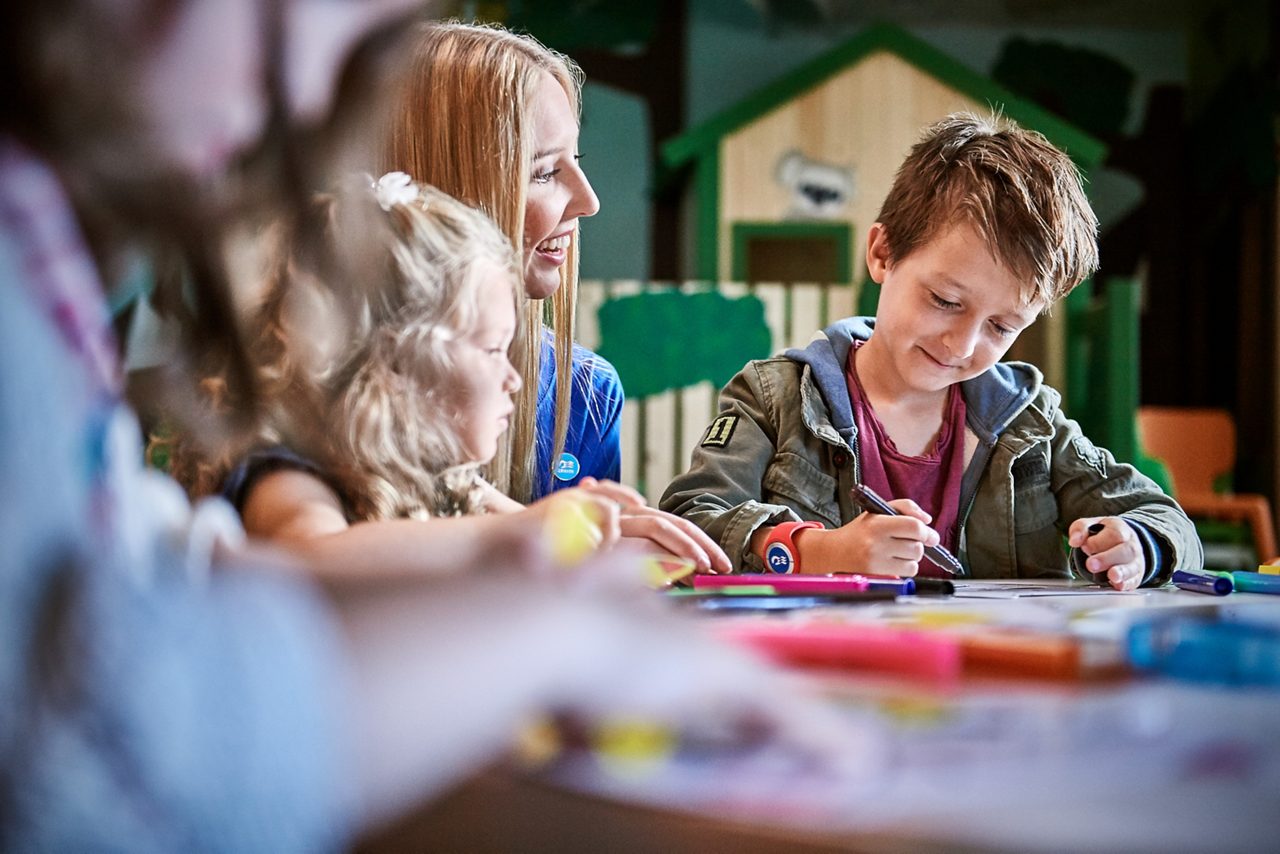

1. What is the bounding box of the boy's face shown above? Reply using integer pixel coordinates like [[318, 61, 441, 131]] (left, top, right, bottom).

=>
[[865, 221, 1043, 395]]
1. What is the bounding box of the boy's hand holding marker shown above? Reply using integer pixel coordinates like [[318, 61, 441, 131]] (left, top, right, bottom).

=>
[[801, 498, 940, 578], [749, 483, 963, 578], [1068, 517, 1145, 591], [848, 483, 962, 576]]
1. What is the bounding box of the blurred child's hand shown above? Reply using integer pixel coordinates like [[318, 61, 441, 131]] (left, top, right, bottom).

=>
[[1069, 517, 1144, 591], [577, 477, 731, 574], [832, 498, 939, 577], [558, 604, 884, 786]]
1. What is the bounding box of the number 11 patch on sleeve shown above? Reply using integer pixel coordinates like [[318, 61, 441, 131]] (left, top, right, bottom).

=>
[[701, 415, 739, 448]]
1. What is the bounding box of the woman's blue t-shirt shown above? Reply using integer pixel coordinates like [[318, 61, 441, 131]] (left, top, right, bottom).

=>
[[532, 339, 624, 500]]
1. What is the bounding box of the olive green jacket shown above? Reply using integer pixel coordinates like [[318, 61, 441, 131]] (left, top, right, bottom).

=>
[[660, 318, 1202, 581]]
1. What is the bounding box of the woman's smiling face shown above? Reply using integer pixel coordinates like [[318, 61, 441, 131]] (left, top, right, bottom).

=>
[[520, 71, 599, 300]]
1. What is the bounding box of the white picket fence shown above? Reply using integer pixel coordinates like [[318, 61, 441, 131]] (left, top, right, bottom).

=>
[[575, 280, 860, 504]]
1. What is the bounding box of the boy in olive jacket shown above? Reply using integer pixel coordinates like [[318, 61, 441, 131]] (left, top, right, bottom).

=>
[[661, 113, 1200, 589]]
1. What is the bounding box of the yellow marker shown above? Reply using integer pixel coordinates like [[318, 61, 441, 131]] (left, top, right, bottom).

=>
[[642, 555, 697, 588], [591, 719, 677, 779], [875, 609, 987, 628], [544, 495, 603, 566], [881, 695, 952, 726], [1258, 564, 1280, 576]]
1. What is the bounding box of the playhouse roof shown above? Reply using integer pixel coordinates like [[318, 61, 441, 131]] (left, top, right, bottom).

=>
[[661, 22, 1107, 171]]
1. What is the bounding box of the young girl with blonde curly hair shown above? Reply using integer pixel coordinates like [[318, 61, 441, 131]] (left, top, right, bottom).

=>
[[180, 173, 630, 579]]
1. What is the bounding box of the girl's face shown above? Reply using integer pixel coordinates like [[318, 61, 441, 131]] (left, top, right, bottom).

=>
[[521, 72, 600, 300], [452, 263, 522, 463]]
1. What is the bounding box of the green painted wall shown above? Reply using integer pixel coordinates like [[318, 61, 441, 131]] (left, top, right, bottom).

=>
[[578, 83, 651, 280]]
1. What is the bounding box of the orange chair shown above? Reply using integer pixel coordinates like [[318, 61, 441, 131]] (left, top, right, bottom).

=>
[[1136, 406, 1276, 563]]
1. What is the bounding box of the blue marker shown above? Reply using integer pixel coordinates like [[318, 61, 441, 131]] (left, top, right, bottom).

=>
[[867, 577, 916, 595], [1128, 618, 1280, 687], [1171, 568, 1234, 596], [1230, 570, 1280, 595]]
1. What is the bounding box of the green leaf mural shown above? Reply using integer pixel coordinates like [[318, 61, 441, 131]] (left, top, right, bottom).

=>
[[596, 290, 771, 398]]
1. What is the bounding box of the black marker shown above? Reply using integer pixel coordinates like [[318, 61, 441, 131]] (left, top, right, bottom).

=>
[[1083, 522, 1109, 586], [912, 577, 956, 596], [849, 483, 963, 576]]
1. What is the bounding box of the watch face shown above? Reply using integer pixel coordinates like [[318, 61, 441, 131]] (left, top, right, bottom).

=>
[[764, 541, 795, 574]]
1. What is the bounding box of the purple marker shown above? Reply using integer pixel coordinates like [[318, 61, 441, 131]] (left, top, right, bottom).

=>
[[1171, 568, 1234, 596], [850, 483, 961, 576]]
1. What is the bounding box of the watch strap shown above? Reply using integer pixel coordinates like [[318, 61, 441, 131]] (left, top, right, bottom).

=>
[[761, 521, 823, 574]]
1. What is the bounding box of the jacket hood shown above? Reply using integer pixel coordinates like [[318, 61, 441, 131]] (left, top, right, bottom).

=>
[[783, 316, 1046, 444]]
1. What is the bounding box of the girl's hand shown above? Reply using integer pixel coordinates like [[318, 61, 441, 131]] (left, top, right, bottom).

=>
[[824, 498, 938, 577], [577, 477, 731, 574], [1069, 517, 1144, 591]]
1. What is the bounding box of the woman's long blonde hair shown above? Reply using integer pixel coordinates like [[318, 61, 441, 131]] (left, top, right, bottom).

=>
[[170, 176, 522, 520], [384, 20, 583, 504]]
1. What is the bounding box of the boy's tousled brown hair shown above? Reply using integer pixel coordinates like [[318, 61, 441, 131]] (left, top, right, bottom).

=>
[[876, 111, 1099, 307]]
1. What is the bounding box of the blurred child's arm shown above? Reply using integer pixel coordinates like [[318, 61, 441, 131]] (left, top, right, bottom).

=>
[[331, 570, 877, 829], [242, 469, 350, 543], [749, 498, 939, 576], [240, 469, 543, 582]]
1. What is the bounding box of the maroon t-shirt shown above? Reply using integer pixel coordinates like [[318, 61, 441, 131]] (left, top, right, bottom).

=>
[[846, 343, 966, 577]]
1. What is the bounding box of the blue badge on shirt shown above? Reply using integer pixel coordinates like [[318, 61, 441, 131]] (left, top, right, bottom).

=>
[[554, 452, 581, 481], [764, 542, 795, 574]]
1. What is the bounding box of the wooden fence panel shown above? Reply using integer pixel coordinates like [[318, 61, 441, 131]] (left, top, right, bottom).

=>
[[576, 279, 859, 495], [828, 281, 856, 327], [790, 283, 824, 350], [641, 390, 675, 504], [753, 281, 788, 355]]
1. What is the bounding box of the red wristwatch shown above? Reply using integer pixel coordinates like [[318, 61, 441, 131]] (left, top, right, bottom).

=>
[[761, 521, 824, 574]]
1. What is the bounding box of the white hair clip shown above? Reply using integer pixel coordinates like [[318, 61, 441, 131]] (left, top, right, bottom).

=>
[[373, 171, 419, 211]]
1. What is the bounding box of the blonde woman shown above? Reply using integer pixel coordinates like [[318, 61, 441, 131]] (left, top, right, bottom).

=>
[[386, 21, 729, 572]]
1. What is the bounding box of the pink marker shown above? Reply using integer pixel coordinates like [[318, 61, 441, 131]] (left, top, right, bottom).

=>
[[716, 621, 962, 683], [694, 573, 872, 594], [693, 573, 917, 595]]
